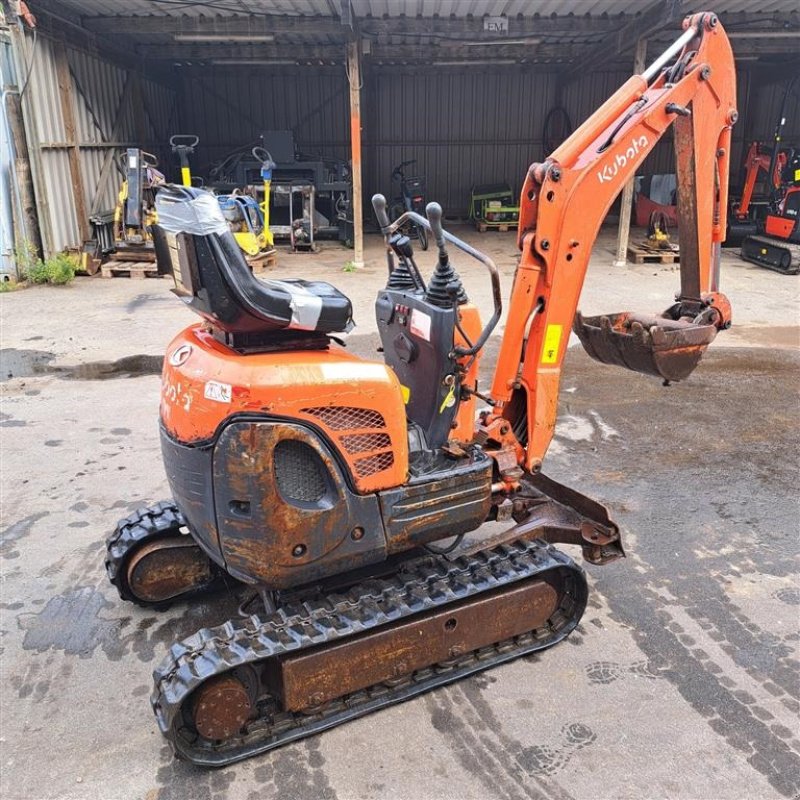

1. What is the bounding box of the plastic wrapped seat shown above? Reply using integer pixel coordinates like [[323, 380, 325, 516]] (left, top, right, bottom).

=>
[[154, 185, 353, 336]]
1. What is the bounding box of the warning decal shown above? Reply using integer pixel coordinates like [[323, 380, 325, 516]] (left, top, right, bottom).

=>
[[541, 324, 563, 364], [410, 309, 432, 342]]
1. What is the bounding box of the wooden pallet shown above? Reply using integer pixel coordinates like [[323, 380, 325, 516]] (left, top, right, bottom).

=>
[[627, 243, 680, 264], [249, 248, 278, 273], [100, 260, 161, 279], [475, 221, 518, 233]]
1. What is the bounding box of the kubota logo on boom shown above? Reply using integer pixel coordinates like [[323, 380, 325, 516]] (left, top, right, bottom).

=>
[[597, 135, 649, 183]]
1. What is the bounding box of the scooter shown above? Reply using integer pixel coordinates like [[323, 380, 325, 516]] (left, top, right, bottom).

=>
[[390, 159, 429, 250]]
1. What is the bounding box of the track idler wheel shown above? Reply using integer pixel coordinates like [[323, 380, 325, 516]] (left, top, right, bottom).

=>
[[192, 674, 255, 742], [125, 538, 214, 605], [105, 501, 220, 607]]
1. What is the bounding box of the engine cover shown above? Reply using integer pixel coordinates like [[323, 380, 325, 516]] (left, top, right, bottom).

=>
[[212, 419, 387, 587], [160, 324, 409, 494]]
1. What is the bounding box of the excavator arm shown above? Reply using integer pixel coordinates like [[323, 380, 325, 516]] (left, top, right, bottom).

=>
[[489, 12, 737, 472]]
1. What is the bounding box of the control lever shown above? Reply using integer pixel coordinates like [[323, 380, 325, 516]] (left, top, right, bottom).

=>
[[425, 202, 448, 263], [376, 202, 502, 357], [372, 193, 397, 280], [373, 194, 426, 290], [372, 194, 392, 240]]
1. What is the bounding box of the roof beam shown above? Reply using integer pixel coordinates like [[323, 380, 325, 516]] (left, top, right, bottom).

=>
[[82, 14, 346, 36], [81, 12, 626, 38], [562, 0, 682, 83], [135, 41, 606, 64], [359, 14, 624, 36]]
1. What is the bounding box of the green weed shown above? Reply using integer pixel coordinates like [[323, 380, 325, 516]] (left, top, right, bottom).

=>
[[342, 260, 357, 273], [43, 252, 77, 285], [13, 240, 39, 280], [18, 251, 77, 286]]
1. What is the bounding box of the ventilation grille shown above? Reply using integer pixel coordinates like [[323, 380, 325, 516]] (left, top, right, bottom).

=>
[[301, 406, 386, 431], [354, 452, 395, 478], [340, 432, 392, 454], [273, 440, 327, 503], [299, 406, 394, 480]]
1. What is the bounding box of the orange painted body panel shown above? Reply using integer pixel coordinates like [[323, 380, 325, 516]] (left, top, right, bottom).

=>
[[161, 325, 409, 493], [451, 302, 482, 442], [764, 214, 795, 239]]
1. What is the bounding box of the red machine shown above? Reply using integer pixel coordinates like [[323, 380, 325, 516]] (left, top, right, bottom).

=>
[[730, 76, 800, 273], [106, 13, 737, 766], [730, 141, 786, 224]]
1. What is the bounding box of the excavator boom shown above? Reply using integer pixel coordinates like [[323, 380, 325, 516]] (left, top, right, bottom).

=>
[[488, 12, 737, 471]]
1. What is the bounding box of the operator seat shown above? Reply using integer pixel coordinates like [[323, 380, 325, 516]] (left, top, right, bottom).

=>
[[153, 185, 353, 336]]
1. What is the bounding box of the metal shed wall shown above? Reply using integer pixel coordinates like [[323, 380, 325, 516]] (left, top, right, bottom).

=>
[[16, 31, 175, 256], [178, 67, 351, 173], [367, 67, 558, 214], [177, 62, 775, 217]]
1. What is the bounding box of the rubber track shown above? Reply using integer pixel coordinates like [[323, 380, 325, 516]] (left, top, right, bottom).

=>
[[741, 236, 800, 275], [152, 537, 587, 766], [105, 500, 220, 606]]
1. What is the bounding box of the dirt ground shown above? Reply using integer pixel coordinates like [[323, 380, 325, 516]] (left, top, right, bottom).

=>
[[1, 226, 798, 800]]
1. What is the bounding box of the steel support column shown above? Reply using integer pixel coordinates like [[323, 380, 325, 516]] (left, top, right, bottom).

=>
[[347, 39, 364, 268], [613, 38, 648, 267]]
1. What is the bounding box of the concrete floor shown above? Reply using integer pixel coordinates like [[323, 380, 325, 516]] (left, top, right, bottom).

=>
[[1, 227, 798, 800]]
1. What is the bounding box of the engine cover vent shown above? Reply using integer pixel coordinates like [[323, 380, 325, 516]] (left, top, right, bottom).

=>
[[300, 406, 386, 431], [274, 440, 328, 503]]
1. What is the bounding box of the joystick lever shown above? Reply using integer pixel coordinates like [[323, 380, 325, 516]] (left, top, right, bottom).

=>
[[372, 194, 392, 241], [426, 202, 448, 264]]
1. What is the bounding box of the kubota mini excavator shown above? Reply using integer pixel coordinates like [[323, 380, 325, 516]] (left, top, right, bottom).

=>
[[105, 12, 737, 766]]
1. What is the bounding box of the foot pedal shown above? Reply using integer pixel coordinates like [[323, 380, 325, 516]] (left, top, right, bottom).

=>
[[573, 310, 718, 382]]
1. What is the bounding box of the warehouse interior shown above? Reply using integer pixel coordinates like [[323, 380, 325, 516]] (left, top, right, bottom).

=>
[[1, 0, 799, 273]]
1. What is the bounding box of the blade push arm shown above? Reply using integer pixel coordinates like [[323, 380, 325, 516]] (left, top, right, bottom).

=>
[[489, 12, 737, 473]]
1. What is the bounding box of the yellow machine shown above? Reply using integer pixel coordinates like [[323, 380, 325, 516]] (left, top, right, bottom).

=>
[[253, 145, 275, 249], [170, 135, 199, 188], [217, 147, 276, 263], [105, 149, 164, 270]]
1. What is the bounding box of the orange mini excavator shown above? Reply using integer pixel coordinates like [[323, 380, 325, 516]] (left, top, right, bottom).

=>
[[106, 12, 736, 766]]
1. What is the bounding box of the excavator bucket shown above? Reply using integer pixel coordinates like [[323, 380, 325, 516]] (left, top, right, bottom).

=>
[[573, 311, 718, 382]]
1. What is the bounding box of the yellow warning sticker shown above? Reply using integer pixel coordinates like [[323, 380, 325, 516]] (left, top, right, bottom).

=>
[[795, 168, 800, 182], [541, 324, 563, 364], [400, 384, 411, 404]]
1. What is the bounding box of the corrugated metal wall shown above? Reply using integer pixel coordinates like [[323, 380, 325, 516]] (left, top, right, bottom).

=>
[[367, 67, 558, 214], [176, 63, 790, 217], [178, 67, 351, 173], [17, 31, 175, 256], [1, 35, 18, 277]]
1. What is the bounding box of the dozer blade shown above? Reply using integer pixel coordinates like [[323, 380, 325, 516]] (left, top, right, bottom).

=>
[[573, 310, 717, 382]]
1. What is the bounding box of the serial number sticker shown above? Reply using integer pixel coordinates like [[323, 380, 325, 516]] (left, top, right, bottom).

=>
[[410, 309, 432, 342], [204, 380, 232, 403], [541, 324, 563, 364]]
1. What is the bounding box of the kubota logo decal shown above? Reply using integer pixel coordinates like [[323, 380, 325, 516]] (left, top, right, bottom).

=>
[[597, 135, 649, 184]]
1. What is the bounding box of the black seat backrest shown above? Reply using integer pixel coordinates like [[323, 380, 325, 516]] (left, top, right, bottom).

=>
[[154, 185, 352, 336]]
